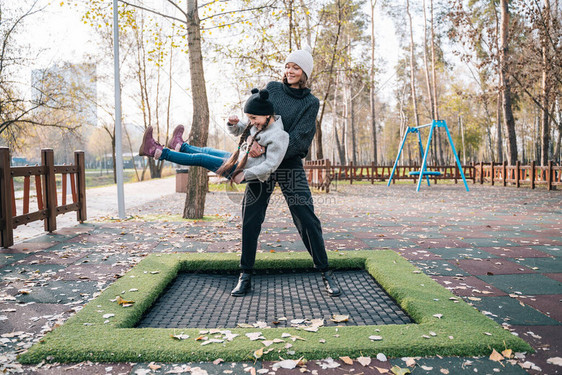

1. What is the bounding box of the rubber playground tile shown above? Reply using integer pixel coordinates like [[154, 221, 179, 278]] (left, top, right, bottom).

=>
[[0, 253, 29, 267], [455, 258, 535, 275], [153, 240, 207, 252], [477, 273, 562, 295], [544, 273, 562, 282], [321, 231, 356, 240], [517, 294, 562, 322], [389, 356, 529, 374], [22, 233, 71, 243], [5, 242, 59, 253], [58, 263, 128, 281], [444, 230, 493, 239], [530, 245, 562, 256], [352, 231, 401, 239], [463, 238, 521, 247], [411, 260, 468, 276], [205, 240, 241, 252], [395, 249, 443, 260], [414, 238, 471, 249], [430, 275, 507, 297], [0, 264, 66, 281], [511, 325, 562, 375], [78, 252, 144, 265], [324, 238, 368, 250], [14, 279, 100, 304], [361, 238, 416, 249], [428, 247, 498, 260], [479, 246, 552, 258], [52, 224, 96, 236], [0, 302, 70, 336], [466, 296, 561, 326], [510, 237, 562, 247], [17, 251, 89, 266], [266, 358, 391, 374], [510, 256, 562, 273], [260, 232, 300, 242], [259, 240, 296, 251], [25, 362, 134, 375], [130, 362, 261, 375]]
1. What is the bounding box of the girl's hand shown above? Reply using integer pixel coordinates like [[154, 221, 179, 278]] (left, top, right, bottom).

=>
[[228, 115, 239, 125], [232, 172, 245, 184], [249, 141, 265, 158]]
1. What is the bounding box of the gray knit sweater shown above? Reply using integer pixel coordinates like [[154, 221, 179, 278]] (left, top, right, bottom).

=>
[[266, 81, 320, 159], [227, 115, 289, 182]]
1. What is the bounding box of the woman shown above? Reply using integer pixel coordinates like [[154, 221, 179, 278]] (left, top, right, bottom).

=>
[[231, 48, 341, 297]]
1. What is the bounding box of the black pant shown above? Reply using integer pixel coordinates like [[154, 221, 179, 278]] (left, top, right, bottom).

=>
[[240, 157, 329, 272]]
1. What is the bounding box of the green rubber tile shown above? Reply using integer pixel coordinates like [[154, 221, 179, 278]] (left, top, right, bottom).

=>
[[322, 232, 356, 240], [0, 264, 66, 281], [390, 356, 528, 374], [0, 253, 29, 267], [15, 279, 101, 304], [131, 361, 261, 374], [42, 241, 97, 252], [412, 260, 468, 276], [429, 248, 498, 260], [465, 296, 561, 326], [78, 252, 143, 265], [530, 245, 561, 256], [510, 256, 562, 273], [361, 238, 416, 249], [477, 274, 562, 295], [259, 241, 295, 251], [464, 238, 520, 247]]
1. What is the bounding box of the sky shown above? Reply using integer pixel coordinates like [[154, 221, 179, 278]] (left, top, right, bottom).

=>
[[16, 0, 403, 141]]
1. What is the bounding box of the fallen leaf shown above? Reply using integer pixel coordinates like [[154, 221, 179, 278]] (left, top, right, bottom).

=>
[[148, 362, 161, 370], [340, 356, 353, 365], [403, 357, 416, 367], [375, 367, 390, 374], [547, 357, 562, 367], [433, 314, 443, 319], [171, 333, 190, 340], [391, 365, 411, 375], [272, 358, 303, 369], [502, 349, 513, 358], [489, 348, 504, 362], [330, 314, 349, 323], [213, 358, 224, 365], [253, 347, 264, 359], [420, 365, 433, 370], [440, 369, 449, 374], [357, 356, 371, 366], [116, 296, 135, 305], [377, 353, 388, 362], [369, 335, 383, 341]]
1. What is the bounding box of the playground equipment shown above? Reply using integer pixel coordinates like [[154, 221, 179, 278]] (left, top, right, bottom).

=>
[[387, 119, 469, 192]]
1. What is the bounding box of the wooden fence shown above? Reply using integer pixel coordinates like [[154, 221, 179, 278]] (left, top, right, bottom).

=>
[[0, 148, 86, 248], [304, 159, 560, 192]]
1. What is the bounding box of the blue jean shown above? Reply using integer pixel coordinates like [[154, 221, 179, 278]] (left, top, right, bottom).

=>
[[159, 143, 234, 175]]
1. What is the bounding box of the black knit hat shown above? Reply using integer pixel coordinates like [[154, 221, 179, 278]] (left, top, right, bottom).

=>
[[244, 88, 275, 116]]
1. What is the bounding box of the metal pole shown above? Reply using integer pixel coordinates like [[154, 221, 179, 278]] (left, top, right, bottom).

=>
[[113, 0, 126, 218]]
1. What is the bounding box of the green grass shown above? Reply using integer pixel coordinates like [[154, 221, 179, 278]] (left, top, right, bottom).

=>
[[18, 250, 533, 364]]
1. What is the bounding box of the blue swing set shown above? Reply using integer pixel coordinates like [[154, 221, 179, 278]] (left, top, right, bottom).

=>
[[387, 119, 469, 192]]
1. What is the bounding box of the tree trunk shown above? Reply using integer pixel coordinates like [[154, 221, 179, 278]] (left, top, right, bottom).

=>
[[540, 0, 551, 166], [494, 8, 503, 164], [369, 0, 378, 164], [183, 0, 209, 219], [406, 0, 420, 130], [499, 0, 518, 165]]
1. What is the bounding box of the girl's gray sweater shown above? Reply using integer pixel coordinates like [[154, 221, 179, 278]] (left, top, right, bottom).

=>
[[227, 115, 289, 182]]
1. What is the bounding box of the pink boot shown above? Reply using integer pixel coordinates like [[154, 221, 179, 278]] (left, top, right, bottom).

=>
[[168, 125, 185, 152], [139, 126, 163, 158]]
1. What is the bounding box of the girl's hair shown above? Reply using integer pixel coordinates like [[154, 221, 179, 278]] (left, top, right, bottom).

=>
[[282, 70, 308, 89], [216, 115, 273, 182]]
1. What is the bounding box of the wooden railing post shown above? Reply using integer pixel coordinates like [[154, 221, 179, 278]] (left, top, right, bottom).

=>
[[325, 159, 331, 194], [349, 161, 354, 185], [516, 160, 520, 188], [75, 151, 87, 222], [491, 162, 495, 186], [479, 161, 484, 184], [0, 148, 14, 248], [531, 160, 535, 189], [548, 160, 553, 191], [502, 161, 507, 186], [371, 162, 375, 184], [42, 149, 57, 232]]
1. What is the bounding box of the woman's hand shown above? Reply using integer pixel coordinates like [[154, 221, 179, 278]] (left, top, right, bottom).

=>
[[228, 115, 239, 125], [232, 172, 245, 184], [249, 141, 265, 158]]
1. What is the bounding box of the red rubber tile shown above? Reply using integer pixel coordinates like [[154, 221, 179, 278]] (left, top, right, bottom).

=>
[[455, 258, 535, 275]]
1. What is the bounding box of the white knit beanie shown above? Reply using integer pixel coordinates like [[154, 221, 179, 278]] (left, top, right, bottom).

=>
[[284, 46, 313, 79]]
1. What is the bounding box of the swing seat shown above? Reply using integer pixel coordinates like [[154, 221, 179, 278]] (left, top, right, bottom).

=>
[[408, 171, 442, 176]]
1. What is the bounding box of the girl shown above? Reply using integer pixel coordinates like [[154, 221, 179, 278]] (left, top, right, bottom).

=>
[[138, 88, 289, 184], [231, 48, 341, 298]]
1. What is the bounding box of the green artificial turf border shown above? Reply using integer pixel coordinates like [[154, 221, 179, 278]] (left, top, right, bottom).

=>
[[18, 250, 533, 364]]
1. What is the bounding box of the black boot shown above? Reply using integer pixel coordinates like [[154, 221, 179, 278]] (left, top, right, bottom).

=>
[[231, 273, 252, 297], [321, 270, 341, 297]]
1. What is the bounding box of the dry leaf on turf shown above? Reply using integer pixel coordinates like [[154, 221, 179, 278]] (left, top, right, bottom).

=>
[[116, 296, 135, 305], [340, 356, 353, 365], [375, 367, 390, 374], [357, 356, 371, 366], [253, 347, 264, 360], [501, 349, 513, 358], [171, 333, 190, 340], [390, 365, 411, 375], [489, 348, 504, 362], [213, 358, 224, 365]]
